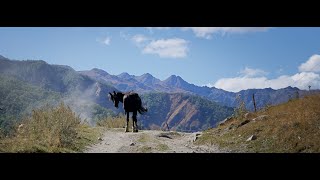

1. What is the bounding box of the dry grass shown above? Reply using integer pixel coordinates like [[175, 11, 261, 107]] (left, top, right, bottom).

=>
[[0, 103, 103, 153], [156, 143, 170, 152], [97, 115, 127, 128], [139, 146, 152, 153], [196, 93, 320, 153], [138, 133, 150, 143]]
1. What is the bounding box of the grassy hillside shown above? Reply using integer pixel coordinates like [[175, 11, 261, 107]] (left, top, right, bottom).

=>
[[0, 74, 117, 134], [0, 103, 103, 153], [0, 58, 120, 133], [0, 75, 62, 134], [0, 58, 94, 93], [196, 93, 320, 153]]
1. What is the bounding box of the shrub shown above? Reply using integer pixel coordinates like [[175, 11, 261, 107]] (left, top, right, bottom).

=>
[[97, 114, 127, 128], [0, 103, 82, 152]]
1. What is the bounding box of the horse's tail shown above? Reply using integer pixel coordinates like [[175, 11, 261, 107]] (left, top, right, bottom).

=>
[[138, 105, 148, 115]]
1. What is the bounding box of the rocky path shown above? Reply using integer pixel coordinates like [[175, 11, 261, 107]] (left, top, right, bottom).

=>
[[85, 128, 224, 153]]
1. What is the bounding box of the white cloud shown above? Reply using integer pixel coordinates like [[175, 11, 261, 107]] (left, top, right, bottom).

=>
[[211, 76, 269, 92], [298, 54, 320, 73], [103, 37, 111, 45], [276, 68, 284, 74], [239, 67, 268, 77], [131, 34, 189, 58], [208, 55, 320, 92], [97, 37, 111, 46], [211, 72, 320, 92], [142, 38, 188, 58], [182, 27, 270, 39], [145, 27, 171, 30], [120, 31, 130, 40], [145, 27, 171, 34], [132, 34, 149, 44]]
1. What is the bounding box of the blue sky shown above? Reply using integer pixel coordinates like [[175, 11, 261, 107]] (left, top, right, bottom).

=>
[[1, 27, 320, 92]]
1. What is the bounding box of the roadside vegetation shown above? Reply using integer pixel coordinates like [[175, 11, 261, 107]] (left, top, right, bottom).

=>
[[0, 103, 103, 152], [196, 93, 320, 153]]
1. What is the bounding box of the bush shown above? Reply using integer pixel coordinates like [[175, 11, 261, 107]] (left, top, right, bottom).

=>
[[0, 103, 82, 152], [97, 114, 127, 128]]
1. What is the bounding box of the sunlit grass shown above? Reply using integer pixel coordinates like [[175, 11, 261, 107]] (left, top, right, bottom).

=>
[[0, 103, 103, 153], [196, 93, 320, 153]]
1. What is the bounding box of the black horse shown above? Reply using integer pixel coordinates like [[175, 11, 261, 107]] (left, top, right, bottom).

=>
[[109, 91, 148, 132]]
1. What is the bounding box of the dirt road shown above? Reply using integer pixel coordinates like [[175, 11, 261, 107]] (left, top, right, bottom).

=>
[[85, 128, 224, 153]]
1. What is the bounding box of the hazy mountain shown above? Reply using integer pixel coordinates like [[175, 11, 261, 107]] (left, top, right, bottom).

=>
[[0, 56, 234, 132], [80, 68, 318, 111], [134, 73, 161, 86], [117, 72, 135, 80], [2, 55, 319, 132], [80, 68, 154, 93], [140, 93, 234, 132], [0, 57, 120, 123]]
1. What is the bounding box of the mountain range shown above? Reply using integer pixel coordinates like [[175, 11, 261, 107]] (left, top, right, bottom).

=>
[[80, 68, 315, 111], [1, 55, 318, 132], [0, 56, 233, 131]]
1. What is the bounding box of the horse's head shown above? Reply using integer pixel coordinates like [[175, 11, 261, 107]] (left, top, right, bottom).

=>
[[109, 91, 120, 108]]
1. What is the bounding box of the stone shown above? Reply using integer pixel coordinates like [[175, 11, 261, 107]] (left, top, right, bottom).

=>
[[244, 113, 252, 119], [218, 116, 233, 126], [237, 120, 250, 128], [246, 135, 257, 141], [252, 115, 268, 121]]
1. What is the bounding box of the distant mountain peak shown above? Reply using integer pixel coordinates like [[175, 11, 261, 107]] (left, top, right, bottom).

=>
[[284, 86, 299, 90], [117, 72, 134, 79], [164, 75, 186, 84], [135, 73, 161, 85], [0, 55, 8, 60], [90, 68, 110, 75], [142, 72, 153, 77], [139, 73, 155, 79], [92, 68, 105, 72], [119, 72, 130, 76], [92, 68, 102, 71]]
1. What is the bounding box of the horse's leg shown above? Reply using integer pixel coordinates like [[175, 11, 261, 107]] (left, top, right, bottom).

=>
[[132, 111, 138, 132], [125, 111, 129, 132], [132, 112, 135, 133]]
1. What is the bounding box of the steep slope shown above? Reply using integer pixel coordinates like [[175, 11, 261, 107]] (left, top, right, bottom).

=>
[[79, 68, 318, 111], [0, 75, 62, 134], [2, 55, 319, 133], [0, 58, 94, 93], [1, 57, 233, 132], [0, 57, 120, 122], [140, 93, 234, 132], [196, 93, 320, 153]]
